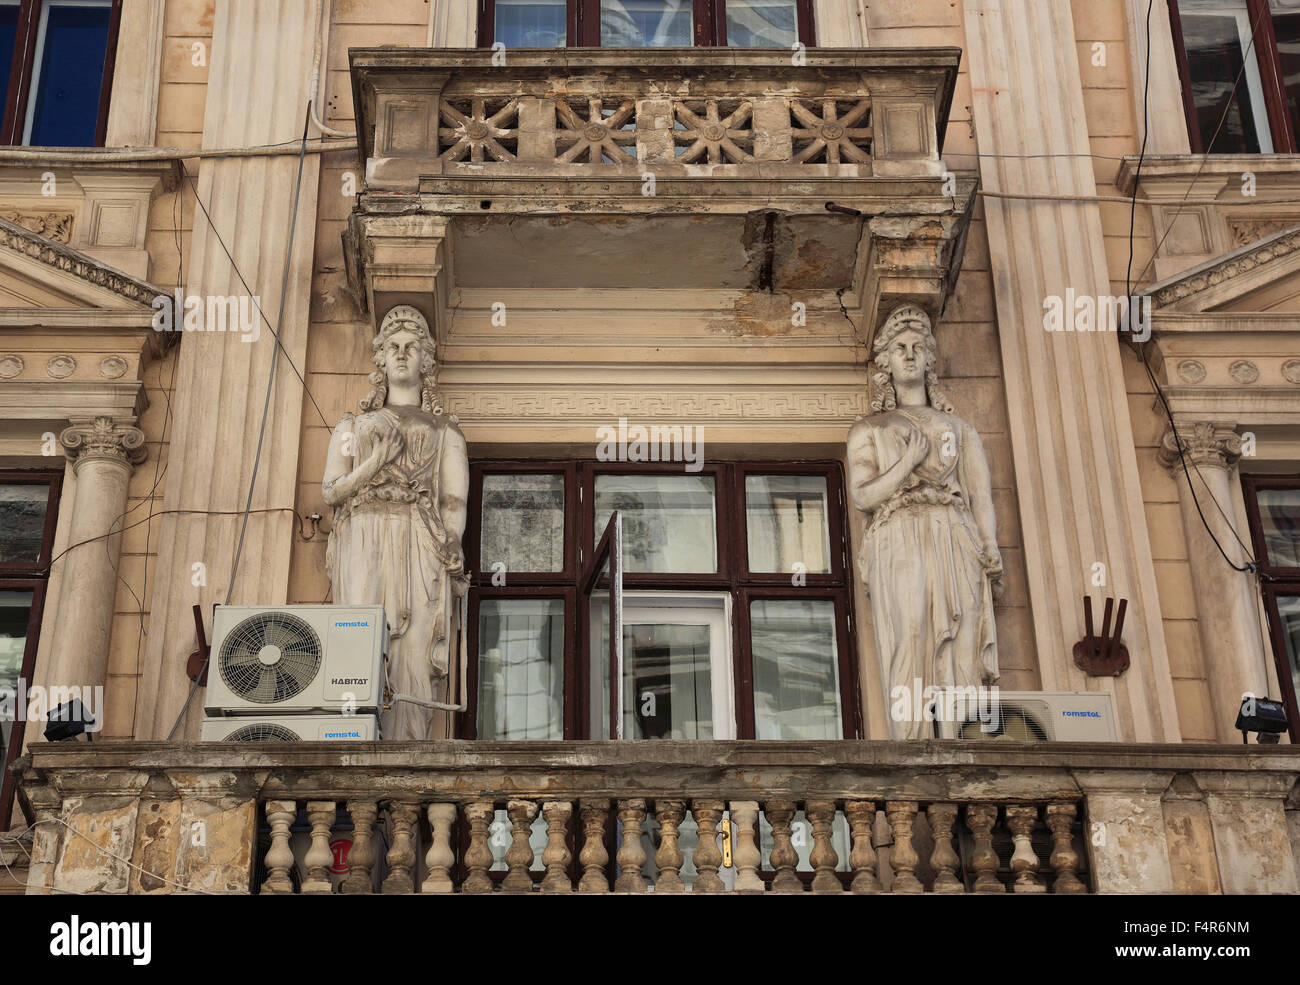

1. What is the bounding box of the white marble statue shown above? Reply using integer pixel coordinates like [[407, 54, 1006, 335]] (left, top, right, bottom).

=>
[[323, 305, 469, 740], [846, 305, 1002, 739]]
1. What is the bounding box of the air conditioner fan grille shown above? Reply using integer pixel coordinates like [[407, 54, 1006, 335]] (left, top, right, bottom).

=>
[[218, 611, 322, 703]]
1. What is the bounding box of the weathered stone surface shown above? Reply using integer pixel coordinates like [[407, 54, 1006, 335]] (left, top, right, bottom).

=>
[[52, 796, 139, 894]]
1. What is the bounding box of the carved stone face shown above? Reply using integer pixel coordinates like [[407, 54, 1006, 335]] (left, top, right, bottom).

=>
[[884, 326, 929, 386], [382, 328, 424, 389]]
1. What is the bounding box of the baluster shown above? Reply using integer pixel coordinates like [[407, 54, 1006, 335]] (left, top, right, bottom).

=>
[[381, 801, 419, 894], [691, 800, 725, 893], [845, 800, 882, 894], [540, 801, 573, 894], [965, 804, 1004, 893], [654, 800, 687, 893], [766, 800, 801, 893], [885, 801, 923, 894], [805, 800, 840, 894], [925, 803, 963, 893], [729, 801, 763, 893], [260, 800, 296, 895], [501, 799, 539, 893], [421, 803, 458, 894], [302, 801, 336, 894], [1006, 805, 1046, 893], [342, 801, 378, 894], [1046, 802, 1086, 894], [614, 798, 648, 892], [462, 801, 496, 894], [578, 799, 610, 893]]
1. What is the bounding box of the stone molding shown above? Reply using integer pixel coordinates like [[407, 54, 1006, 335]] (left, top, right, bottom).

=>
[[60, 416, 147, 471], [1158, 422, 1241, 474], [441, 384, 868, 425], [0, 215, 164, 308], [1147, 226, 1300, 310]]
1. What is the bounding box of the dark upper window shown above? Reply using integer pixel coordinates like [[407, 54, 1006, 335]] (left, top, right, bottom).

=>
[[1169, 0, 1300, 153], [1242, 477, 1300, 741], [479, 0, 814, 48], [0, 470, 61, 827], [0, 0, 121, 147]]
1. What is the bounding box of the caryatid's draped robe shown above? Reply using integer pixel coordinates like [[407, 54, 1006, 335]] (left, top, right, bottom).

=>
[[323, 311, 468, 741], [848, 395, 999, 739]]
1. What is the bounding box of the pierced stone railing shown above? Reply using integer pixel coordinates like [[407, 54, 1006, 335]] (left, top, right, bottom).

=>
[[350, 48, 959, 188], [19, 740, 1299, 894], [260, 793, 1085, 895]]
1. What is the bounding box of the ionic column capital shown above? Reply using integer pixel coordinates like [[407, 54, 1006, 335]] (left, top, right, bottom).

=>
[[60, 416, 146, 471], [1159, 421, 1241, 475]]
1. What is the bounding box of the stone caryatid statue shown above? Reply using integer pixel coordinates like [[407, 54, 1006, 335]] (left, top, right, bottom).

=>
[[846, 305, 1002, 739], [323, 305, 469, 740]]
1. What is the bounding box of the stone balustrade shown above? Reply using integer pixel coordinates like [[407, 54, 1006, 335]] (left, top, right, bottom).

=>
[[350, 48, 958, 190], [13, 740, 1300, 894]]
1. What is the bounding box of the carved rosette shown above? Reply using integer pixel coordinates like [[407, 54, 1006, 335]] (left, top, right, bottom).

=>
[[1158, 422, 1241, 475], [61, 417, 147, 471]]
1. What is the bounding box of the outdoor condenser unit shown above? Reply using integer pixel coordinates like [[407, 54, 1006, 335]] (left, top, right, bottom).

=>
[[202, 604, 388, 716], [930, 689, 1118, 742], [200, 714, 379, 741]]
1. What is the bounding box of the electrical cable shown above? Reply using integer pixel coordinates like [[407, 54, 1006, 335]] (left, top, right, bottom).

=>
[[163, 108, 316, 742], [182, 167, 331, 430], [1125, 0, 1259, 575]]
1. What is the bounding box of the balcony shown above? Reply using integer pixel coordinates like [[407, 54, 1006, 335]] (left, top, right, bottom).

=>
[[343, 47, 975, 335], [14, 740, 1300, 894]]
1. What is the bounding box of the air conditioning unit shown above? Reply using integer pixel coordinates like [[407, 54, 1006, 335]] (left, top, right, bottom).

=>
[[203, 605, 388, 716], [931, 689, 1117, 742], [200, 714, 379, 741]]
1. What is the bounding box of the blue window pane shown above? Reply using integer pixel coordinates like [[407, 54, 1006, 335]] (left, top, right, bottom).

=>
[[725, 0, 797, 46], [27, 3, 113, 147], [601, 0, 692, 47], [495, 0, 566, 48], [0, 4, 20, 107]]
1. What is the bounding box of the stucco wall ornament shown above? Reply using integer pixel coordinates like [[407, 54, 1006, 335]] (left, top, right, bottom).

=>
[[322, 305, 469, 741], [847, 306, 1001, 739], [1228, 360, 1259, 384], [1283, 360, 1300, 385], [46, 354, 76, 379], [0, 354, 22, 378]]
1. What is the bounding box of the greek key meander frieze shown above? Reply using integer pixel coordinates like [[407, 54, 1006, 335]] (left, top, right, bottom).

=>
[[440, 387, 869, 423]]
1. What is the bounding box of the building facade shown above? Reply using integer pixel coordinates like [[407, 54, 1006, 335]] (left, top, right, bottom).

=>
[[0, 0, 1298, 894]]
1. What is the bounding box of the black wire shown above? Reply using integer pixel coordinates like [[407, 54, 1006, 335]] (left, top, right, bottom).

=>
[[38, 508, 304, 576], [223, 108, 313, 607], [182, 159, 331, 431], [165, 110, 316, 741], [1126, 0, 1256, 575]]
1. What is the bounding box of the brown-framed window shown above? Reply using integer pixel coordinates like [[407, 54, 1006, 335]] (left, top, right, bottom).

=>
[[0, 469, 62, 826], [0, 0, 122, 147], [461, 460, 861, 742], [1168, 0, 1300, 153], [477, 0, 814, 48], [1242, 475, 1300, 740]]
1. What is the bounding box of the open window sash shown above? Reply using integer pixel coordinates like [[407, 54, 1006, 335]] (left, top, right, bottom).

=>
[[585, 510, 624, 738]]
